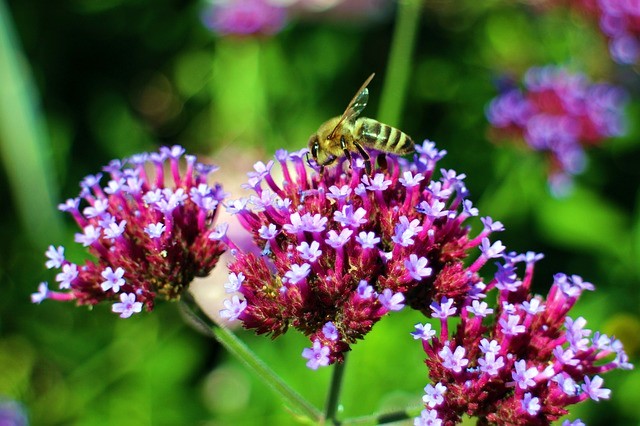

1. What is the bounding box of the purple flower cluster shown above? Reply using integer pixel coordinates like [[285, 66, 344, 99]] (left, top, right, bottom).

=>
[[220, 142, 506, 368], [202, 0, 288, 37], [32, 146, 227, 318], [568, 0, 640, 65], [413, 252, 632, 425], [486, 65, 627, 193]]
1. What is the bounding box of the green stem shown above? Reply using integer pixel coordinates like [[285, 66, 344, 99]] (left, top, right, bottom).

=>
[[377, 0, 422, 126], [0, 0, 63, 246], [210, 38, 267, 148], [324, 353, 348, 425], [179, 296, 322, 423]]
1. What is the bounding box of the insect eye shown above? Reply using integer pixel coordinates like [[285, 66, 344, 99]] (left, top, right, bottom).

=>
[[312, 141, 319, 157]]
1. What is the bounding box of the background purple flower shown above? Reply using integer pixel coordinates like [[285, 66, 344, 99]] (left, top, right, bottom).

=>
[[202, 0, 287, 37], [486, 65, 627, 194]]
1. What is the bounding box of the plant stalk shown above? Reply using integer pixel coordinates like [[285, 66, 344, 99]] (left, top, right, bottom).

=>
[[324, 353, 348, 425], [179, 296, 322, 423], [377, 0, 422, 127]]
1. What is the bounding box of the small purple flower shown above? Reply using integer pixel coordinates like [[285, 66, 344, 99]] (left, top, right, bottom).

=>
[[422, 382, 447, 408], [55, 263, 78, 289], [430, 297, 456, 319], [327, 185, 352, 200], [45, 245, 65, 269], [581, 375, 611, 401], [522, 393, 541, 416], [284, 263, 311, 284], [355, 231, 380, 249], [378, 289, 405, 311], [75, 225, 101, 247], [405, 254, 432, 281], [297, 241, 322, 262], [439, 345, 469, 373], [112, 293, 143, 319], [522, 298, 545, 315], [31, 282, 49, 304], [479, 338, 501, 354], [225, 272, 245, 293], [144, 222, 166, 239], [467, 300, 493, 317], [356, 280, 375, 299], [100, 266, 125, 292], [103, 220, 126, 240], [480, 238, 505, 259], [399, 171, 425, 187], [302, 340, 331, 370], [499, 314, 525, 335], [512, 360, 538, 390], [392, 216, 423, 247], [414, 409, 442, 426], [478, 352, 505, 376], [82, 198, 108, 218], [411, 323, 436, 341], [334, 205, 368, 228], [325, 228, 353, 248], [220, 296, 247, 322], [322, 322, 339, 341], [363, 173, 392, 191], [258, 223, 278, 240]]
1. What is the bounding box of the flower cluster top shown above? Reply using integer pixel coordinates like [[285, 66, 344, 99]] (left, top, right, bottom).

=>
[[221, 142, 506, 368], [202, 0, 287, 37], [567, 0, 640, 65], [201, 0, 389, 37], [486, 65, 627, 194], [413, 251, 633, 425], [32, 146, 227, 318]]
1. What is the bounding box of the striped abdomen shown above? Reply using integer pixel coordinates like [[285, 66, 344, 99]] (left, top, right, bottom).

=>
[[355, 117, 414, 154]]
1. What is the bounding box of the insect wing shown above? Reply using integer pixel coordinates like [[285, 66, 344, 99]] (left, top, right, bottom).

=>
[[329, 73, 375, 139], [343, 88, 368, 123]]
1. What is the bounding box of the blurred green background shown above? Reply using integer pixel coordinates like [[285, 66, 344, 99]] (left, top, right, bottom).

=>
[[1, 0, 639, 424]]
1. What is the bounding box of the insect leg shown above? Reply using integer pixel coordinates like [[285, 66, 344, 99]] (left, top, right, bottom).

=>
[[340, 136, 353, 161], [320, 155, 337, 175], [377, 153, 388, 171], [353, 141, 372, 175]]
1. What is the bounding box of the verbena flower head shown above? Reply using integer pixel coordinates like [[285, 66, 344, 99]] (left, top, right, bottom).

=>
[[414, 252, 633, 425], [557, 0, 640, 65], [222, 141, 505, 368], [32, 146, 227, 318], [486, 65, 627, 194], [202, 0, 287, 37]]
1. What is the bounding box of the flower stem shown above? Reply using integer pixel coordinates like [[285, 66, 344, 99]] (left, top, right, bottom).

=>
[[0, 0, 64, 246], [377, 0, 422, 127], [179, 296, 322, 423], [324, 353, 348, 424]]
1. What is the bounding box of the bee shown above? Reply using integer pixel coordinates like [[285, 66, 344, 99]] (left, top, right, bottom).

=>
[[308, 73, 414, 175]]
